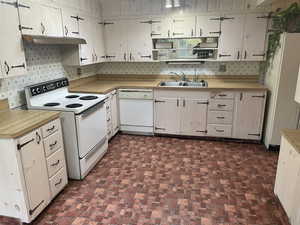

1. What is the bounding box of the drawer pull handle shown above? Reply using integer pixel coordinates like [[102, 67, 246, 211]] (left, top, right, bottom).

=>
[[49, 141, 58, 149], [55, 178, 62, 186], [216, 117, 225, 119], [155, 127, 166, 131], [196, 130, 207, 133], [217, 104, 227, 107], [107, 118, 111, 122], [51, 160, 60, 167], [218, 94, 227, 97], [17, 138, 34, 150], [197, 101, 209, 105], [216, 129, 224, 133], [36, 132, 41, 144], [47, 125, 56, 132], [248, 133, 261, 136]]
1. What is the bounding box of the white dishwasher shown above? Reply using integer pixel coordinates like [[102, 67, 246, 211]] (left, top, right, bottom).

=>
[[119, 89, 154, 134]]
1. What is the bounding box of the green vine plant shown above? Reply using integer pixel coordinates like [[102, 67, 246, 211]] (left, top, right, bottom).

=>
[[267, 2, 300, 66]]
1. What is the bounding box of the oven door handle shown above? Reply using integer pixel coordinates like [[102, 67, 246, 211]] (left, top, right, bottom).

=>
[[84, 137, 107, 160], [80, 101, 105, 119]]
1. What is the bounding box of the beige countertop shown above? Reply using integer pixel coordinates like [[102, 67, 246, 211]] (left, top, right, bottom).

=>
[[0, 110, 60, 139], [282, 129, 300, 154], [69, 75, 267, 94]]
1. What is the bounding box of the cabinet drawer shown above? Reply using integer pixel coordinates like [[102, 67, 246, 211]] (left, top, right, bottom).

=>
[[42, 119, 60, 138], [208, 111, 233, 124], [44, 132, 62, 157], [46, 149, 65, 178], [207, 124, 232, 138], [209, 99, 234, 111], [49, 167, 68, 198], [211, 91, 235, 99]]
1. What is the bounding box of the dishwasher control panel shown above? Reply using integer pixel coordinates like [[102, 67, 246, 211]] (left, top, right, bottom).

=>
[[118, 89, 153, 100]]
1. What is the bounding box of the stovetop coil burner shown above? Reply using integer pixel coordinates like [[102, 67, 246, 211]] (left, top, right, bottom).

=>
[[66, 103, 83, 108], [65, 95, 80, 99], [79, 96, 98, 100], [44, 103, 60, 107]]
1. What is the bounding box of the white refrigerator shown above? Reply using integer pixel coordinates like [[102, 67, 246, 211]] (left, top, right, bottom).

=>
[[264, 33, 300, 149]]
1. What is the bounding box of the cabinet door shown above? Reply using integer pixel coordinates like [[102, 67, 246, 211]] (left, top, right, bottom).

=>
[[18, 0, 43, 35], [196, 15, 221, 37], [243, 13, 268, 61], [0, 0, 27, 77], [208, 0, 220, 11], [127, 19, 153, 62], [233, 91, 266, 140], [171, 16, 196, 38], [61, 8, 79, 38], [151, 18, 171, 39], [140, 0, 162, 15], [218, 14, 244, 61], [185, 0, 207, 13], [103, 21, 127, 61], [78, 15, 93, 65], [154, 98, 180, 135], [181, 99, 208, 136], [92, 19, 106, 63], [111, 92, 119, 133], [18, 129, 50, 218], [101, 0, 121, 18], [121, 0, 140, 16], [219, 0, 245, 11], [41, 5, 63, 37]]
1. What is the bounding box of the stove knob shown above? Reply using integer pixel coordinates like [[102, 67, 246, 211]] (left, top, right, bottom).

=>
[[36, 88, 41, 94]]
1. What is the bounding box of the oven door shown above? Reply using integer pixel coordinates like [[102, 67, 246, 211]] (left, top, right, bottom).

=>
[[75, 101, 107, 158]]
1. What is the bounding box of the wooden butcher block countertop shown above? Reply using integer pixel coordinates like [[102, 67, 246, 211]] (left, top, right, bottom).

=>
[[0, 109, 60, 139], [69, 74, 267, 94], [282, 129, 300, 154]]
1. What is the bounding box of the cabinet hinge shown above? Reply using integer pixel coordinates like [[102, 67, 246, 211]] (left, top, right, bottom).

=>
[[252, 53, 266, 57], [155, 127, 166, 131], [196, 130, 207, 133], [197, 101, 209, 105], [100, 22, 114, 26], [154, 100, 166, 103], [17, 138, 34, 150], [17, 3, 30, 8], [19, 25, 33, 31], [219, 54, 232, 58], [252, 95, 265, 98], [0, 1, 17, 7]]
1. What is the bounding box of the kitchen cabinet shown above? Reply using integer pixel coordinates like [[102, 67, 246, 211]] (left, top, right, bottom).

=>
[[207, 0, 220, 11], [233, 91, 266, 140], [92, 20, 106, 63], [170, 16, 196, 38], [151, 17, 171, 38], [140, 0, 162, 15], [105, 90, 119, 139], [196, 15, 221, 37], [243, 13, 268, 61], [18, 0, 63, 37], [121, 0, 140, 16], [154, 90, 209, 136], [0, 0, 27, 78], [61, 8, 80, 38], [184, 0, 208, 13], [0, 118, 68, 223], [78, 15, 94, 65], [154, 98, 181, 134], [274, 136, 300, 224], [220, 0, 245, 11], [101, 0, 121, 18], [218, 14, 245, 61]]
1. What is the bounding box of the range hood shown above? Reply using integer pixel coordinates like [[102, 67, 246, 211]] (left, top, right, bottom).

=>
[[22, 35, 87, 45]]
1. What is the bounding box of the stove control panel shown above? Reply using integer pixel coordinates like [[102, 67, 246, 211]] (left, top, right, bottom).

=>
[[30, 78, 69, 96]]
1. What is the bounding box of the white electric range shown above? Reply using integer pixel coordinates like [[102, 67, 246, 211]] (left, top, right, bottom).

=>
[[25, 78, 108, 180]]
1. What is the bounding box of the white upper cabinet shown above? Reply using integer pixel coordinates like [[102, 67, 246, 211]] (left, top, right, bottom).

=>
[[218, 14, 245, 61], [101, 0, 121, 18], [207, 0, 220, 11], [196, 15, 221, 37], [126, 19, 153, 61], [92, 19, 106, 63], [61, 8, 80, 37], [151, 17, 171, 38], [78, 15, 94, 65], [233, 91, 266, 140], [220, 0, 245, 11], [184, 0, 207, 13], [0, 0, 27, 78], [242, 13, 268, 61], [171, 16, 196, 38], [121, 0, 140, 16], [18, 0, 63, 37], [103, 20, 127, 61], [139, 0, 162, 15]]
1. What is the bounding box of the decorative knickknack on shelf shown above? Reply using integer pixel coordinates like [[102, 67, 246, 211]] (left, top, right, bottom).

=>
[[267, 3, 300, 65]]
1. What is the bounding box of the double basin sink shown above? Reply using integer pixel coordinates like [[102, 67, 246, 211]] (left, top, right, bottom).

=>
[[159, 80, 208, 88]]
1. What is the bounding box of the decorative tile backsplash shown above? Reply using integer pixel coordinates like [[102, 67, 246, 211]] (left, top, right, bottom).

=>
[[98, 61, 261, 76], [0, 44, 99, 108]]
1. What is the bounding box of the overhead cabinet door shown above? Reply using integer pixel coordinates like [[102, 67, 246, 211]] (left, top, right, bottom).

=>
[[171, 17, 196, 38], [151, 18, 171, 38], [218, 14, 245, 61], [0, 0, 27, 77], [92, 20, 106, 63], [78, 15, 93, 65], [62, 8, 80, 37], [243, 13, 268, 61], [41, 5, 63, 37], [18, 129, 50, 218], [196, 15, 221, 37]]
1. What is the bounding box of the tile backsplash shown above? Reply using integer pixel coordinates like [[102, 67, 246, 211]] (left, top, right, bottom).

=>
[[0, 44, 98, 108], [98, 61, 261, 76]]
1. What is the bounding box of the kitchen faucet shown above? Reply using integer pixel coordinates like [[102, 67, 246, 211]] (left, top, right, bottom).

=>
[[170, 72, 190, 82]]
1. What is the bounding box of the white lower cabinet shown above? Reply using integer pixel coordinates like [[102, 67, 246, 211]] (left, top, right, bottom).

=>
[[154, 90, 209, 136], [0, 118, 68, 223], [105, 90, 119, 139], [233, 91, 266, 140], [154, 90, 266, 140], [274, 136, 300, 225]]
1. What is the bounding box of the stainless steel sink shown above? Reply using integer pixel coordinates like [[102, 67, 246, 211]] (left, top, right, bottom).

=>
[[159, 80, 208, 88]]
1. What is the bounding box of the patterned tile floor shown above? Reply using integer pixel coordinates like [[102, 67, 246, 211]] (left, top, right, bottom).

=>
[[0, 134, 290, 225]]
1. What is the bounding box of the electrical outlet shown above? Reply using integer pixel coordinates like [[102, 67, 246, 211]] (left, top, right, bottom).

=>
[[219, 64, 227, 72], [77, 68, 82, 76]]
